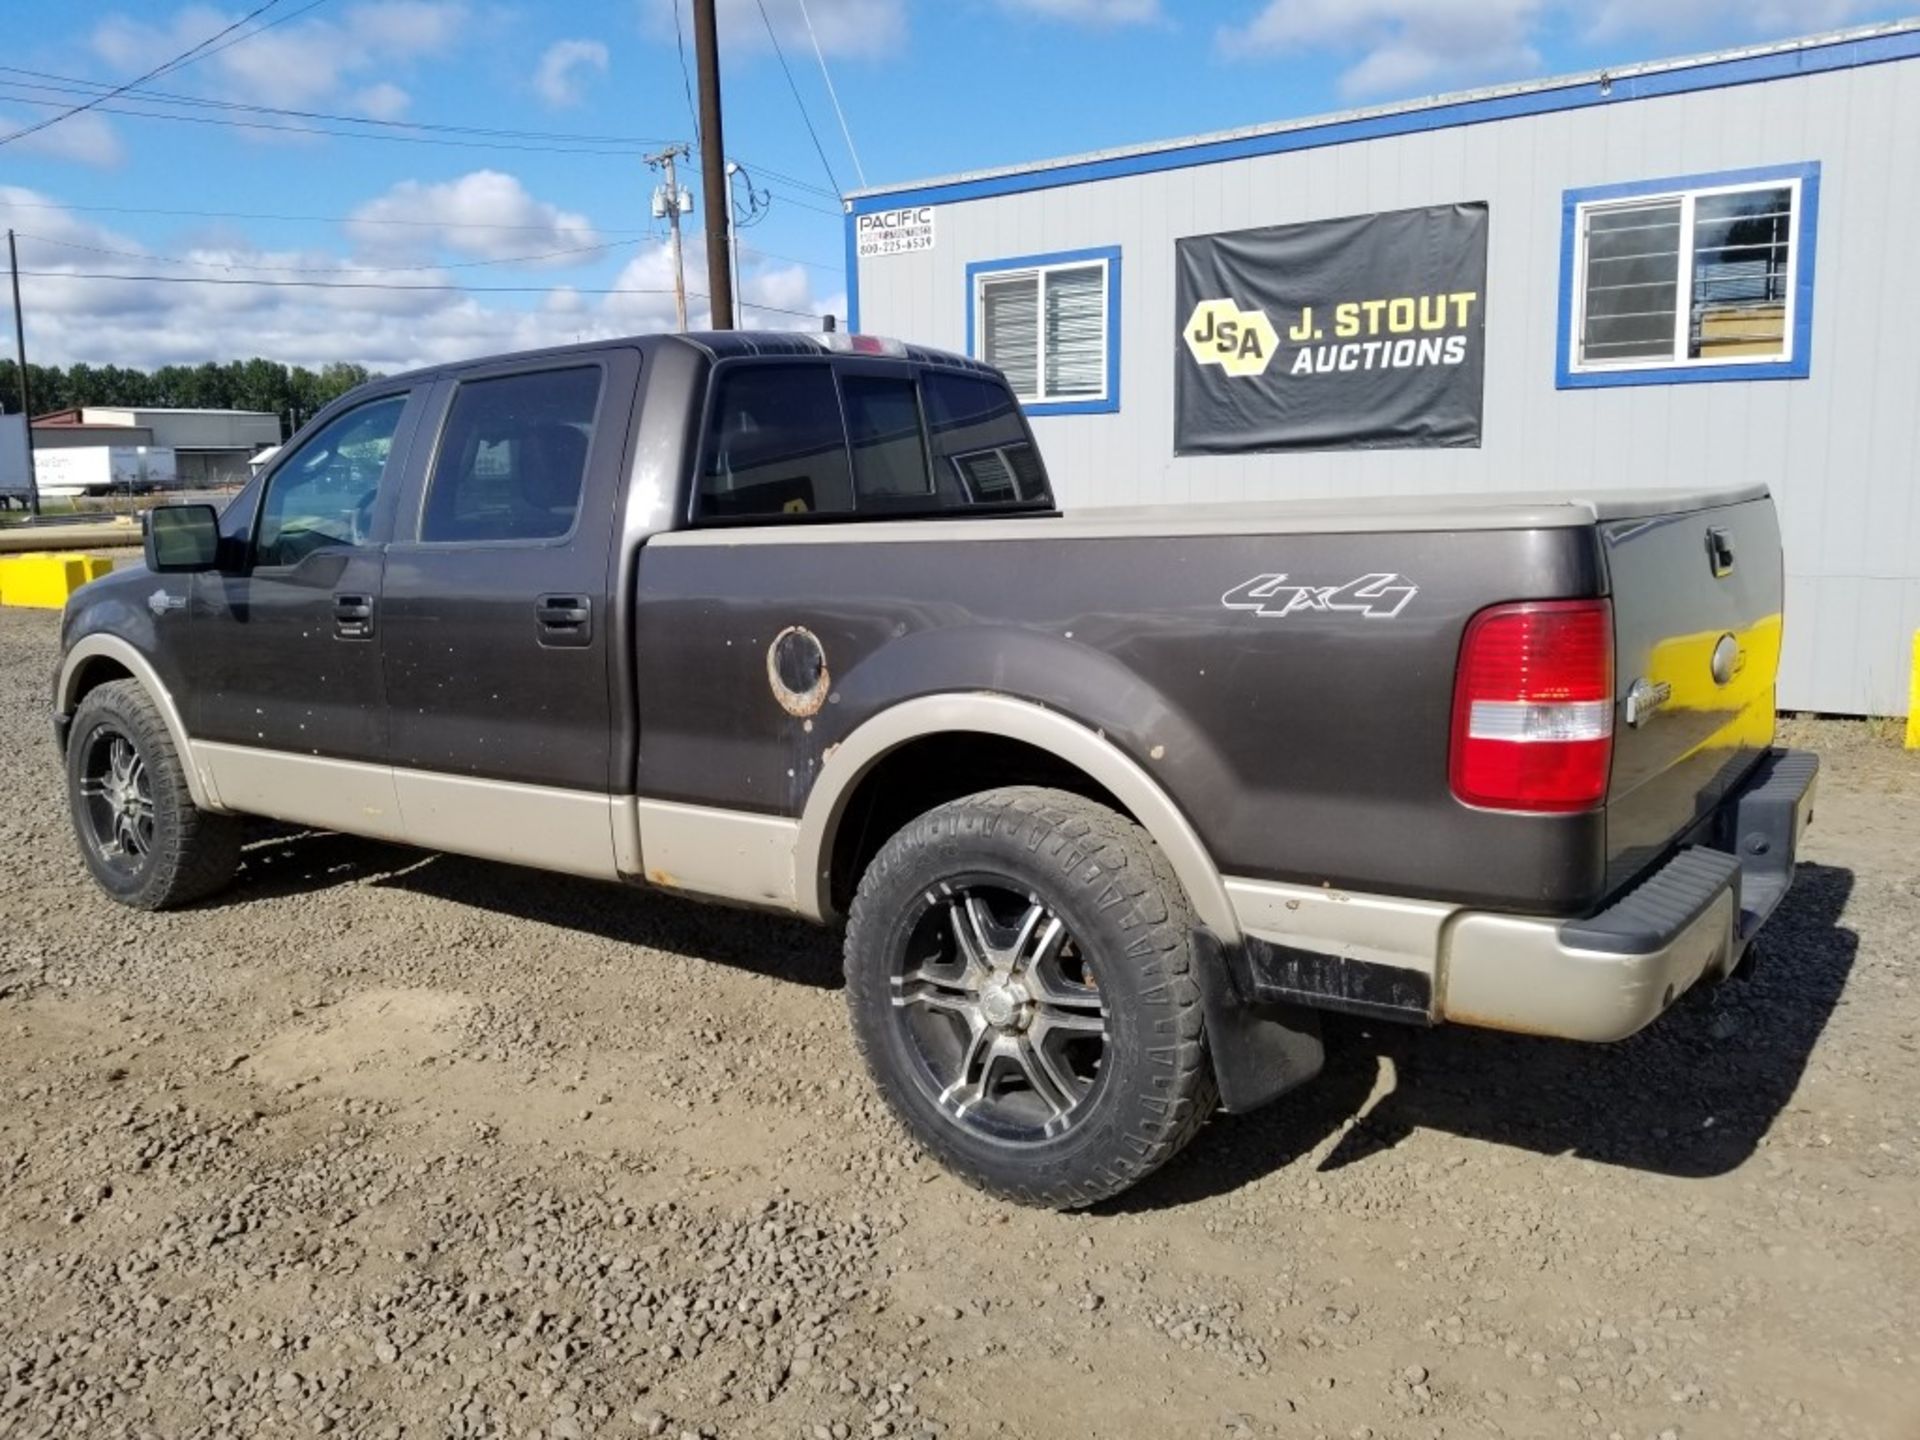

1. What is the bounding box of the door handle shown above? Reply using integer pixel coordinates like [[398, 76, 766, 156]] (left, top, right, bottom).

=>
[[535, 593, 592, 647], [333, 592, 375, 640], [1706, 526, 1736, 578]]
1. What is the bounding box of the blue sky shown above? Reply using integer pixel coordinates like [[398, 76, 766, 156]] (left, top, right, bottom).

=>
[[0, 0, 1908, 372]]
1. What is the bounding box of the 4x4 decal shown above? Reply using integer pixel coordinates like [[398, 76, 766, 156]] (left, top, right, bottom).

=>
[[1222, 572, 1418, 619]]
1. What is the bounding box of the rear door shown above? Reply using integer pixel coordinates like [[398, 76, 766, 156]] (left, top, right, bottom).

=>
[[379, 348, 638, 877], [1603, 492, 1784, 890]]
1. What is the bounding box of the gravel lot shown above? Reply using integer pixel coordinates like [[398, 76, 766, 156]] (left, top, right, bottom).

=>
[[2, 604, 1917, 1440]]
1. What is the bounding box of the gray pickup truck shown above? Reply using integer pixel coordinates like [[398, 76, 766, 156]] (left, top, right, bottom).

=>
[[52, 331, 1816, 1207]]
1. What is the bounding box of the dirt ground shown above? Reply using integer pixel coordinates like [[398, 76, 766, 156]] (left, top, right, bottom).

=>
[[2, 604, 1916, 1440]]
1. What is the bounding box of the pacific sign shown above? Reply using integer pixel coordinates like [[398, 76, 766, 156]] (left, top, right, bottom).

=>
[[856, 206, 936, 258]]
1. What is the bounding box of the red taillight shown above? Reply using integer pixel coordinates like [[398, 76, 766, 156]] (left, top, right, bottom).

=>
[[1451, 600, 1614, 813]]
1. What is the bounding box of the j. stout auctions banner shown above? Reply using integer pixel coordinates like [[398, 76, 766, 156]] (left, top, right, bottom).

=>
[[1175, 202, 1488, 453]]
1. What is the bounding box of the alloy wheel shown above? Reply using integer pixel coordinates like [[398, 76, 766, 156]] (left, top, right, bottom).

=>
[[889, 881, 1110, 1143], [77, 728, 156, 877]]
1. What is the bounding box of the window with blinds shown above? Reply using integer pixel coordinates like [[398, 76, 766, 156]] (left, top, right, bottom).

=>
[[971, 252, 1115, 408], [1572, 174, 1804, 374]]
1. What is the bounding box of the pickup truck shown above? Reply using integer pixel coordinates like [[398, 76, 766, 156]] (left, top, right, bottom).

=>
[[52, 331, 1818, 1208]]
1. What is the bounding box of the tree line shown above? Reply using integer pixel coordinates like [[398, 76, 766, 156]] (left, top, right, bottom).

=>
[[0, 358, 383, 439]]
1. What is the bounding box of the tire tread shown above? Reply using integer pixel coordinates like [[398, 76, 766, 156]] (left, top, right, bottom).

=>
[[68, 679, 241, 910]]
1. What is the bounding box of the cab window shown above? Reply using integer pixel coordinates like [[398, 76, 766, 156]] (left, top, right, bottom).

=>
[[420, 366, 603, 543], [255, 394, 408, 568], [921, 371, 1048, 506], [697, 363, 852, 520]]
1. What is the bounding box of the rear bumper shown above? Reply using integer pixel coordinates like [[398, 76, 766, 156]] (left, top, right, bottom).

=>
[[1436, 748, 1818, 1041], [1218, 748, 1818, 1053]]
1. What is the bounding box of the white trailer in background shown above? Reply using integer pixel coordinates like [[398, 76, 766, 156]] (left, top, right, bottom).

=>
[[33, 446, 180, 500]]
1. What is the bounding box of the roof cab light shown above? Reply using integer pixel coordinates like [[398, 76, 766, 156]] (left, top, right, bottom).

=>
[[1451, 599, 1615, 813], [816, 332, 907, 357]]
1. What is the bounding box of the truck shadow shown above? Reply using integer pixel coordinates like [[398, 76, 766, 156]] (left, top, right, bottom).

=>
[[228, 832, 1857, 1204], [1109, 861, 1858, 1212], [227, 828, 845, 990]]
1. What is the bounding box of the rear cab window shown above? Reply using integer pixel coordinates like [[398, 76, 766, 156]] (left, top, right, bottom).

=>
[[692, 359, 1051, 525]]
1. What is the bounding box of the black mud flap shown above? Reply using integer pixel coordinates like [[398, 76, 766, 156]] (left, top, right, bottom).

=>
[[1190, 928, 1326, 1114]]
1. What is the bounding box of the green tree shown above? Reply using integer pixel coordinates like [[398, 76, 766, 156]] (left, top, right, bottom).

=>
[[316, 361, 373, 405]]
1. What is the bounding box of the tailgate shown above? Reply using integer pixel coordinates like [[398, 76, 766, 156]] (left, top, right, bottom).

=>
[[1602, 494, 1783, 892]]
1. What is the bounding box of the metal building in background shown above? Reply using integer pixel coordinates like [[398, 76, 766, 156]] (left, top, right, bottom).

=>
[[845, 22, 1920, 717], [32, 407, 280, 487]]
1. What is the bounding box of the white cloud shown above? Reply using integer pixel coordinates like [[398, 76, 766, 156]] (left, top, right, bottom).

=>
[[997, 0, 1163, 24], [346, 171, 601, 265], [1580, 0, 1884, 41], [533, 38, 610, 106], [644, 0, 907, 60], [91, 2, 467, 113], [1220, 0, 1544, 97], [0, 110, 125, 167], [0, 185, 838, 375], [351, 82, 413, 121], [1220, 0, 1895, 99]]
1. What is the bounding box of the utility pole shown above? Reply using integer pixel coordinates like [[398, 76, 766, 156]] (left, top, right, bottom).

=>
[[646, 145, 692, 332], [691, 0, 734, 330], [6, 229, 39, 516], [724, 161, 744, 323]]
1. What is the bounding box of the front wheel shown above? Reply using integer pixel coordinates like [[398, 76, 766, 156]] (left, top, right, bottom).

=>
[[66, 679, 241, 910], [844, 787, 1217, 1209]]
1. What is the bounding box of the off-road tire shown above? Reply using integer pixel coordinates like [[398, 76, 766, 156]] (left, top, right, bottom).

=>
[[844, 786, 1218, 1209], [65, 679, 241, 910]]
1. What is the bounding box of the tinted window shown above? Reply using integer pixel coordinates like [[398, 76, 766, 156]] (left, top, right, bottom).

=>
[[698, 363, 852, 519], [421, 366, 601, 543], [256, 394, 407, 568], [922, 372, 1050, 507], [843, 374, 931, 506]]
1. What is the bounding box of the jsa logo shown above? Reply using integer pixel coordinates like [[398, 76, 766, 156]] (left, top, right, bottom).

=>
[[1222, 572, 1419, 619], [1183, 299, 1279, 378]]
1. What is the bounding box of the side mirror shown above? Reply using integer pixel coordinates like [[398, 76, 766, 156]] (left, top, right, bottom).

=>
[[144, 504, 221, 574]]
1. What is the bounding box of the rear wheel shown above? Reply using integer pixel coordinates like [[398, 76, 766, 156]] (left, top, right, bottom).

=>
[[66, 679, 241, 910], [844, 786, 1217, 1209]]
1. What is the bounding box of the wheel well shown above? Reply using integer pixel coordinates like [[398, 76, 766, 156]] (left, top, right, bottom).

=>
[[826, 732, 1132, 915], [65, 656, 134, 712]]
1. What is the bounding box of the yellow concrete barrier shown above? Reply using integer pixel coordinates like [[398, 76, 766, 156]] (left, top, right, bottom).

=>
[[0, 552, 115, 609], [1908, 630, 1920, 750]]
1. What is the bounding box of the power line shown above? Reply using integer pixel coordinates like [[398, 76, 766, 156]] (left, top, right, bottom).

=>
[[0, 67, 676, 147], [0, 64, 828, 208], [0, 0, 291, 150], [754, 0, 841, 198], [735, 158, 840, 203], [795, 0, 865, 189], [764, 188, 845, 220], [184, 0, 335, 70], [671, 0, 701, 146], [737, 242, 840, 275], [0, 196, 653, 234], [0, 88, 655, 156], [14, 231, 641, 274], [14, 268, 824, 319]]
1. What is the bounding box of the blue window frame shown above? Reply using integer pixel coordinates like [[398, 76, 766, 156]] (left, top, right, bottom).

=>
[[1557, 161, 1819, 389], [965, 246, 1121, 416]]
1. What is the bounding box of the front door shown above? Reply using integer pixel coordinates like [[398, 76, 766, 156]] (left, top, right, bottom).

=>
[[379, 350, 636, 876], [188, 387, 424, 836]]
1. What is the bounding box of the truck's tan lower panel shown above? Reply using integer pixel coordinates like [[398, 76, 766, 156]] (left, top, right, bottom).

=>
[[631, 798, 800, 911], [192, 742, 621, 879]]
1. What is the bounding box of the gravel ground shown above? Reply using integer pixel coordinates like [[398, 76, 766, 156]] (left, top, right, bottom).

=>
[[2, 605, 1917, 1440]]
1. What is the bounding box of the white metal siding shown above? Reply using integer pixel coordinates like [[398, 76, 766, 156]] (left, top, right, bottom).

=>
[[855, 58, 1920, 716]]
